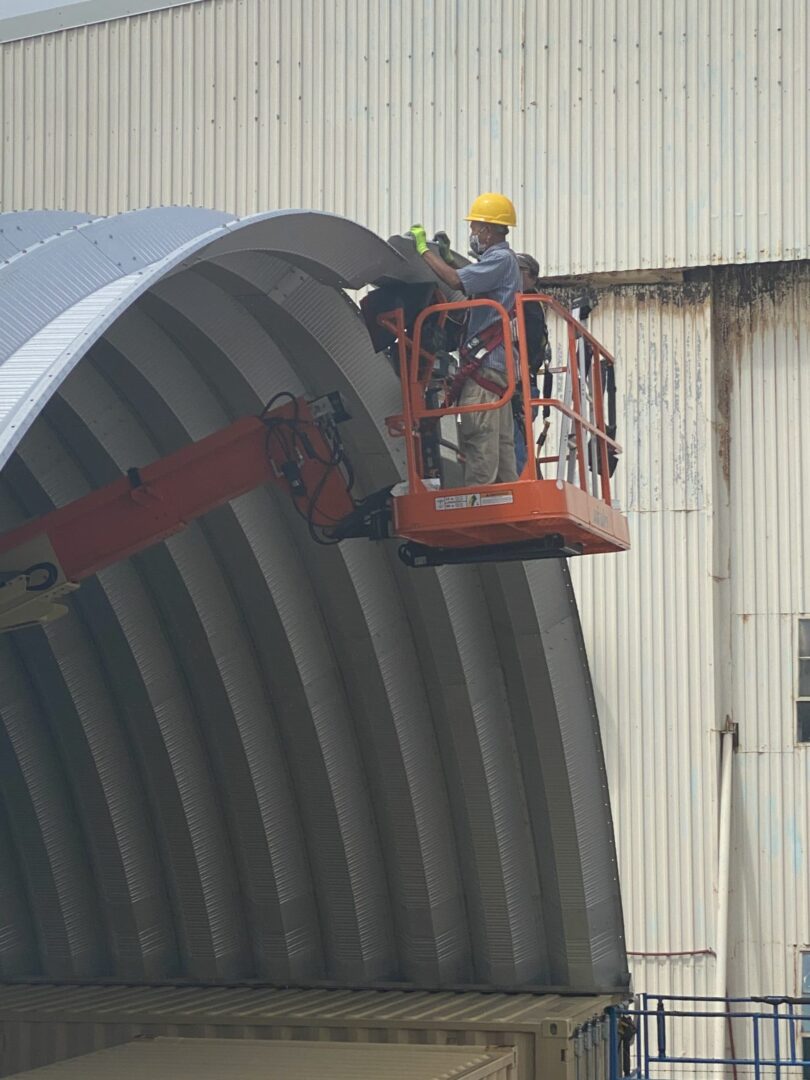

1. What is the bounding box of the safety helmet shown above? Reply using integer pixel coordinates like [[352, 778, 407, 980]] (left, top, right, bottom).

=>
[[465, 192, 517, 227]]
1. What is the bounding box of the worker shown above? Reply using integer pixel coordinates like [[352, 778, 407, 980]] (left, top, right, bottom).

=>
[[512, 252, 551, 473], [409, 192, 521, 486]]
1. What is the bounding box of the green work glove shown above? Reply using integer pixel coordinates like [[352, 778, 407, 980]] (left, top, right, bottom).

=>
[[433, 230, 456, 266], [409, 224, 429, 255]]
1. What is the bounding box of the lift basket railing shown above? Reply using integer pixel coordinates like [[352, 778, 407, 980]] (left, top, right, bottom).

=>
[[378, 295, 622, 504]]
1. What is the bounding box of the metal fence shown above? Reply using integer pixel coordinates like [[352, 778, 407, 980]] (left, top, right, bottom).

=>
[[608, 995, 810, 1080]]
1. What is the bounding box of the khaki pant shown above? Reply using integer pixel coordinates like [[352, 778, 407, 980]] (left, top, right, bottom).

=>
[[459, 368, 518, 486]]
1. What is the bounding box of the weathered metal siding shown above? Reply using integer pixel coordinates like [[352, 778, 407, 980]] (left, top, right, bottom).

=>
[[571, 266, 810, 1058], [569, 284, 723, 1058], [718, 263, 810, 1000], [1, 0, 808, 274]]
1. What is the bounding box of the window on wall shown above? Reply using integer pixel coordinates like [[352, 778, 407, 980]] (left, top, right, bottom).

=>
[[799, 620, 810, 743]]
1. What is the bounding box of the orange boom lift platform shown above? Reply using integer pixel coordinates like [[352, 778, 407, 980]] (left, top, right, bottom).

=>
[[364, 289, 629, 567]]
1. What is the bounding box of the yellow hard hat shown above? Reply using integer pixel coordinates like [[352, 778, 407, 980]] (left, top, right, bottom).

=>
[[465, 192, 517, 227]]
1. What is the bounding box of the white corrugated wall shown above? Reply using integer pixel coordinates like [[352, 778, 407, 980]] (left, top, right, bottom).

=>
[[720, 264, 810, 1003], [569, 284, 723, 1060], [570, 268, 810, 1060], [1, 0, 808, 274]]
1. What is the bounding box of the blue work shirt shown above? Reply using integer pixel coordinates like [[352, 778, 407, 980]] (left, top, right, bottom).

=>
[[457, 240, 521, 372]]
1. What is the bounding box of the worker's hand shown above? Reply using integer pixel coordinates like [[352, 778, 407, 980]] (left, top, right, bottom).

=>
[[408, 224, 429, 256], [433, 231, 456, 266]]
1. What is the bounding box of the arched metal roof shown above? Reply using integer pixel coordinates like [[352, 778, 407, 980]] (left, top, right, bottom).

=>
[[0, 207, 627, 993]]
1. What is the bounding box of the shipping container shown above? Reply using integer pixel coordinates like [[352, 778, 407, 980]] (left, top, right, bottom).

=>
[[0, 985, 615, 1080], [5, 1037, 517, 1080]]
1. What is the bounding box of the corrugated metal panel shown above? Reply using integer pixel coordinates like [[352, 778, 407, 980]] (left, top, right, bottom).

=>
[[568, 284, 722, 1059], [192, 252, 627, 989], [718, 262, 810, 999], [0, 211, 92, 261], [5, 1037, 517, 1080], [568, 266, 810, 1061], [0, 208, 412, 469], [0, 271, 144, 449], [0, 985, 612, 1080], [1, 0, 807, 273], [0, 983, 611, 1024], [0, 207, 627, 993], [0, 2, 207, 45]]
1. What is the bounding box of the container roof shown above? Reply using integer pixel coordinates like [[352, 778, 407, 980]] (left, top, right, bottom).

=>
[[0, 983, 616, 1025], [0, 206, 627, 994]]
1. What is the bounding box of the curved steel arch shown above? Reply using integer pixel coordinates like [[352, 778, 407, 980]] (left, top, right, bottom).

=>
[[0, 207, 627, 992]]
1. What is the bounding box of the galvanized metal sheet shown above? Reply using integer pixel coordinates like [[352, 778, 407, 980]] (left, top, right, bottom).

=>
[[0, 208, 413, 472], [196, 211, 415, 289], [0, 206, 627, 994], [0, 1, 207, 45], [0, 211, 92, 262]]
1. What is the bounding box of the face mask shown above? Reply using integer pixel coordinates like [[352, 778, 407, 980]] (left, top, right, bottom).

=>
[[469, 232, 484, 256]]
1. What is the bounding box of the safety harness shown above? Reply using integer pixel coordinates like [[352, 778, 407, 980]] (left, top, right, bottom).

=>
[[445, 309, 516, 406]]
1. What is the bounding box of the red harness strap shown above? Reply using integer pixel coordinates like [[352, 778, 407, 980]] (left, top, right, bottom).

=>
[[445, 309, 515, 406], [458, 364, 505, 400]]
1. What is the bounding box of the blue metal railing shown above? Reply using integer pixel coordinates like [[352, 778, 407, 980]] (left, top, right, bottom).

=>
[[607, 995, 810, 1080]]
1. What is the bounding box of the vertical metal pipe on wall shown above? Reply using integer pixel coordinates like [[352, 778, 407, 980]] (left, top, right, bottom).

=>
[[713, 725, 735, 1067]]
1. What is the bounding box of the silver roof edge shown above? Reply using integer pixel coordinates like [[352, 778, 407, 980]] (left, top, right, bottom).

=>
[[0, 0, 206, 45]]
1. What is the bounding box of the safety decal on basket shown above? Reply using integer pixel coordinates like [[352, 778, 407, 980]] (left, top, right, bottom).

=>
[[435, 492, 514, 510]]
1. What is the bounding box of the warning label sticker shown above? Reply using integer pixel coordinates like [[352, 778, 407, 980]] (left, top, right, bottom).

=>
[[435, 495, 472, 510], [435, 492, 514, 510]]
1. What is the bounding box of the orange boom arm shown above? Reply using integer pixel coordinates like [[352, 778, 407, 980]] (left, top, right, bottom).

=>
[[0, 395, 356, 630]]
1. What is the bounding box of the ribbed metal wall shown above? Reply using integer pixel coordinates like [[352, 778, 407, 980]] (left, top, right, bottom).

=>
[[568, 283, 723, 1058], [0, 207, 627, 997], [719, 263, 810, 1001], [1, 0, 808, 274], [570, 267, 810, 1058]]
